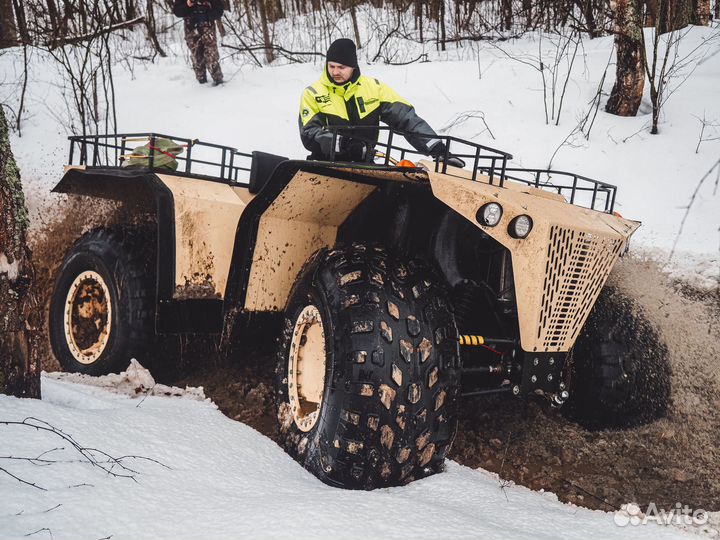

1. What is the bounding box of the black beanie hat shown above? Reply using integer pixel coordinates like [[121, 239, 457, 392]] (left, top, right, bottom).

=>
[[326, 38, 358, 68]]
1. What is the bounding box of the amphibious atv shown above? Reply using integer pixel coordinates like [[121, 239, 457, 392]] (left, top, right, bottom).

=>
[[49, 130, 670, 489]]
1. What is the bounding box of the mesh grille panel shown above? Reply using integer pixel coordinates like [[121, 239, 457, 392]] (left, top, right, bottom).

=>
[[538, 226, 623, 350]]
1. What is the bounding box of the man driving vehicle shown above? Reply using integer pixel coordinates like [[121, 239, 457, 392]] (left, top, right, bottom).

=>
[[298, 38, 464, 166]]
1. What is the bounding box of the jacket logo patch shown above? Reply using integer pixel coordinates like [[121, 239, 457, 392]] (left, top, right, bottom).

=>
[[302, 108, 310, 117], [315, 95, 331, 104]]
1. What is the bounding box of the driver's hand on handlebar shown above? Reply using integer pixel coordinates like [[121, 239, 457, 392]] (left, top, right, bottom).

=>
[[430, 141, 466, 169], [333, 135, 367, 162]]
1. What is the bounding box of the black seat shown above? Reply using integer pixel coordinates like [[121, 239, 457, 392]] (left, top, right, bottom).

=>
[[249, 151, 288, 194]]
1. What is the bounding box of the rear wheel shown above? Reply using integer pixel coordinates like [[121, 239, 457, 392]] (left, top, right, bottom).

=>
[[49, 227, 156, 375], [276, 243, 461, 489], [565, 286, 671, 429]]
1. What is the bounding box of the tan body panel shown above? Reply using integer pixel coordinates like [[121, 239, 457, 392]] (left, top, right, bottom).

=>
[[244, 171, 375, 311], [157, 174, 249, 299], [427, 168, 640, 353]]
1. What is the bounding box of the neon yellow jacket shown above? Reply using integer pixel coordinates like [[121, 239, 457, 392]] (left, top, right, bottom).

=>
[[298, 69, 440, 160]]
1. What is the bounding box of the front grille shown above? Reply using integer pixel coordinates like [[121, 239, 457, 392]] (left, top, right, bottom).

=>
[[538, 226, 624, 350]]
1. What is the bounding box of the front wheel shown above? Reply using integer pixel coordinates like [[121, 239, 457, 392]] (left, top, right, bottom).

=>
[[564, 286, 671, 429], [276, 243, 460, 489]]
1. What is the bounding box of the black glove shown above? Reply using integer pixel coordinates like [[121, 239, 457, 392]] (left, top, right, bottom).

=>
[[429, 141, 466, 169], [344, 139, 367, 162], [330, 135, 367, 162]]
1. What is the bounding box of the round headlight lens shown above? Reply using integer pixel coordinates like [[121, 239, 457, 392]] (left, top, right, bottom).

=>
[[476, 203, 503, 227], [509, 215, 533, 239]]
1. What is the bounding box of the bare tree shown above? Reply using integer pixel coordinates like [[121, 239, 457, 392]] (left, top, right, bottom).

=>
[[640, 3, 720, 134], [485, 28, 582, 125], [606, 0, 644, 116], [44, 5, 128, 137], [145, 0, 167, 58], [350, 2, 362, 47], [693, 112, 720, 153], [0, 105, 40, 399]]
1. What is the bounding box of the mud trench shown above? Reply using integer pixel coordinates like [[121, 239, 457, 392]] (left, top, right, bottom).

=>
[[32, 202, 719, 512], [167, 257, 720, 513]]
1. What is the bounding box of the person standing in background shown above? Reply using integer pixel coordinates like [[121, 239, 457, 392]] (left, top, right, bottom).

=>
[[173, 0, 224, 85]]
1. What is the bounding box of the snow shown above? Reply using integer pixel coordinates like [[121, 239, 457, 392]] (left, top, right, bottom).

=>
[[0, 374, 709, 539], [42, 359, 208, 402], [0, 25, 718, 284], [0, 253, 20, 281]]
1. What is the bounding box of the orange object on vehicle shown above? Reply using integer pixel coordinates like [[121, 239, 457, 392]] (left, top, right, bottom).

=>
[[396, 159, 416, 168]]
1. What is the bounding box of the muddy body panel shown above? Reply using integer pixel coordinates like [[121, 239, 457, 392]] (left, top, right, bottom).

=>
[[222, 161, 429, 313], [156, 173, 248, 300], [244, 171, 375, 311], [57, 167, 252, 301]]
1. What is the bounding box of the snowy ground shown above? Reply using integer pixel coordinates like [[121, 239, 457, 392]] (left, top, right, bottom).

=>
[[0, 374, 713, 540]]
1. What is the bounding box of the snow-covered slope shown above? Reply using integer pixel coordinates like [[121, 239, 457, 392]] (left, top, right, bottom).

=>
[[0, 376, 701, 539]]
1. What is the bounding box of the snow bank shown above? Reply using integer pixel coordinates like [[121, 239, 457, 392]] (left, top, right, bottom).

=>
[[42, 359, 207, 401], [0, 376, 706, 539]]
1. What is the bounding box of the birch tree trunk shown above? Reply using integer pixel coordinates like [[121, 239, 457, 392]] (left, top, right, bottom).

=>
[[606, 0, 645, 116], [0, 105, 40, 398]]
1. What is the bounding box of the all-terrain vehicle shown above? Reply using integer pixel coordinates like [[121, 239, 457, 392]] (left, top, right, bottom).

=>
[[49, 130, 670, 489]]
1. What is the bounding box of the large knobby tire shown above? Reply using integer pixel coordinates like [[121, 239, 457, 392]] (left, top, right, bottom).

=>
[[565, 286, 671, 430], [276, 243, 461, 489], [49, 227, 156, 375]]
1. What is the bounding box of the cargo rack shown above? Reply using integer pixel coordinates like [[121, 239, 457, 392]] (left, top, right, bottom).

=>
[[67, 130, 618, 213], [67, 133, 253, 184], [326, 126, 618, 214]]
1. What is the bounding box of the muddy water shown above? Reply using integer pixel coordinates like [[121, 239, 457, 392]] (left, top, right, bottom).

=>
[[33, 205, 719, 510]]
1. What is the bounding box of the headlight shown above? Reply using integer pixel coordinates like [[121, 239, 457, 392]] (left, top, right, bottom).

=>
[[509, 215, 533, 239], [476, 203, 503, 227]]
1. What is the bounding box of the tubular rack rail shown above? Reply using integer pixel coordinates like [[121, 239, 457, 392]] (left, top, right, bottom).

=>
[[483, 167, 617, 214], [67, 133, 253, 184], [326, 126, 618, 214]]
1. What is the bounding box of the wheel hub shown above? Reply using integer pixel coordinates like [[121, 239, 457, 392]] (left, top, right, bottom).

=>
[[64, 271, 112, 364], [288, 305, 326, 432]]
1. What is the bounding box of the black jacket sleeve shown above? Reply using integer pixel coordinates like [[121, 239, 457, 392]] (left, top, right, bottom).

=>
[[379, 101, 442, 155], [373, 80, 441, 154]]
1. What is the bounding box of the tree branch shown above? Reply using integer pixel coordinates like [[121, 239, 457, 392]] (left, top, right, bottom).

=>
[[47, 16, 146, 50]]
